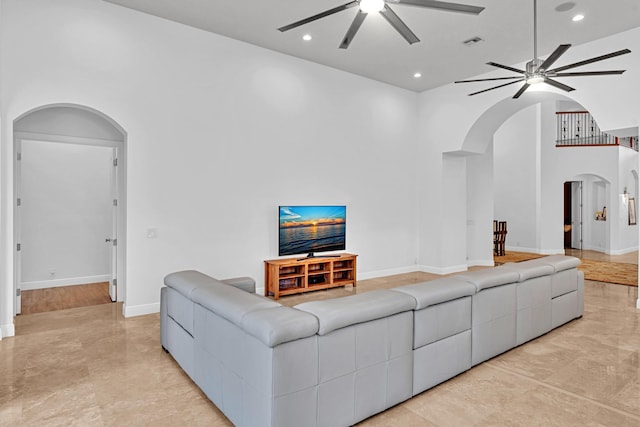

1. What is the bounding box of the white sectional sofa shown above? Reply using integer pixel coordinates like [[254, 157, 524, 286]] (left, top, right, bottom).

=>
[[160, 256, 584, 427]]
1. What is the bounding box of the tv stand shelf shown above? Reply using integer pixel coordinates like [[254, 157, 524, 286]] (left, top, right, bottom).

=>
[[264, 253, 357, 300]]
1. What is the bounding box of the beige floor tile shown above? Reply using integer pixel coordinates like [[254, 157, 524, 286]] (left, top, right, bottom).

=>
[[1, 262, 638, 425]]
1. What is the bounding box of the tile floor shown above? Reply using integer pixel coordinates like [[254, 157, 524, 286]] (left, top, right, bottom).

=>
[[1, 273, 639, 425]]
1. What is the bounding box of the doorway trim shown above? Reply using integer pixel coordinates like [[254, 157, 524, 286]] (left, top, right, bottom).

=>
[[11, 104, 127, 322]]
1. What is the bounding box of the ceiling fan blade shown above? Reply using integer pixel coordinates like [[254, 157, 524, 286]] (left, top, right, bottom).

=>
[[548, 49, 631, 73], [537, 44, 571, 72], [467, 79, 524, 96], [393, 0, 485, 15], [339, 10, 368, 49], [455, 76, 525, 83], [544, 78, 575, 92], [553, 70, 626, 77], [512, 83, 530, 99], [278, 1, 359, 32], [487, 62, 526, 75], [379, 5, 420, 44]]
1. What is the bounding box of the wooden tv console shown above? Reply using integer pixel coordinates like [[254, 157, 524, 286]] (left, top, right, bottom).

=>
[[264, 253, 357, 300]]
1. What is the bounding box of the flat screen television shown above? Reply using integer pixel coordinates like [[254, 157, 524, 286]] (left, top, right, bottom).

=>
[[279, 205, 346, 258]]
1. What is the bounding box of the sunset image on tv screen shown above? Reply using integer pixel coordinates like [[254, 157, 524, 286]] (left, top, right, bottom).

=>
[[279, 206, 346, 256]]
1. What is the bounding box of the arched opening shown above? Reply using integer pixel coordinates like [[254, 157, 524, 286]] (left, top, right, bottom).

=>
[[455, 90, 638, 264], [12, 104, 127, 319]]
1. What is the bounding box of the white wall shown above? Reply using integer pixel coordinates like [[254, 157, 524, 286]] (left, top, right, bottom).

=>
[[19, 140, 112, 289], [0, 0, 419, 325], [494, 104, 540, 252], [1, 0, 639, 335], [493, 100, 638, 256], [417, 27, 640, 268], [466, 146, 494, 266], [616, 151, 639, 253]]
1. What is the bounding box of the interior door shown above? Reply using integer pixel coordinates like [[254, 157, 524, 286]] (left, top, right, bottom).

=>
[[109, 148, 118, 302], [571, 181, 583, 250]]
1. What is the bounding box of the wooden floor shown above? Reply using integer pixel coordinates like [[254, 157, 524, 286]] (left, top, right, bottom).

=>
[[20, 282, 112, 315]]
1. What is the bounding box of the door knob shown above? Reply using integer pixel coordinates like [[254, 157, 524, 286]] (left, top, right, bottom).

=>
[[105, 238, 112, 243]]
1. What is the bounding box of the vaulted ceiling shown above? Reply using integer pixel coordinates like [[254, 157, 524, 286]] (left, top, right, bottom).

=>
[[103, 0, 640, 92]]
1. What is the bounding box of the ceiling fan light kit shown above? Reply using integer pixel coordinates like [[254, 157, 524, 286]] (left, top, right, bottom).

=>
[[454, 0, 631, 99], [359, 0, 385, 14], [278, 0, 485, 49]]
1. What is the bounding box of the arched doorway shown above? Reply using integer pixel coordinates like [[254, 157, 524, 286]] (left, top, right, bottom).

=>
[[13, 104, 127, 316], [460, 91, 637, 263], [459, 91, 577, 264]]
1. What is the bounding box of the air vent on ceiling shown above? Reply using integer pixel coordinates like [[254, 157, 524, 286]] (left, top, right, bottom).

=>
[[462, 36, 484, 47]]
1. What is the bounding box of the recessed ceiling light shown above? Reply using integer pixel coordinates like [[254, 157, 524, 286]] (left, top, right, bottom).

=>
[[302, 34, 312, 41], [572, 14, 584, 22], [413, 72, 422, 79], [555, 2, 576, 12]]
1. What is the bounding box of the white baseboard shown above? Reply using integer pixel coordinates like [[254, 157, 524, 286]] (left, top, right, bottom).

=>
[[362, 263, 469, 277], [358, 265, 420, 281], [1, 323, 15, 339], [467, 259, 495, 267], [21, 275, 111, 291], [123, 302, 160, 318], [418, 264, 468, 275], [505, 246, 565, 255], [609, 247, 638, 256]]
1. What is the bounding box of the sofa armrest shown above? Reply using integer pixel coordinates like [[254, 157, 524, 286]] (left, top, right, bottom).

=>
[[221, 276, 256, 293]]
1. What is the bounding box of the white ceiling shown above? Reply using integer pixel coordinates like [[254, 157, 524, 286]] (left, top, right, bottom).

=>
[[103, 0, 640, 92]]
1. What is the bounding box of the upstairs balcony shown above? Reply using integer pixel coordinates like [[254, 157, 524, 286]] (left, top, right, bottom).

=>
[[556, 111, 638, 151]]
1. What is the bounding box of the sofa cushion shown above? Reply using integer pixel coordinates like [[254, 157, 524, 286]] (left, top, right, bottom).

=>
[[165, 269, 219, 298], [221, 276, 256, 293], [295, 290, 416, 335], [242, 306, 319, 347], [192, 279, 280, 327], [524, 255, 580, 272], [456, 268, 520, 291], [497, 262, 555, 282], [392, 277, 476, 310]]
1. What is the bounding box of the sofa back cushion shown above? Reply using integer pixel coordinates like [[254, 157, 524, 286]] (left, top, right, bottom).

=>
[[497, 262, 555, 282], [456, 268, 520, 292], [192, 280, 280, 327], [393, 277, 476, 310], [295, 290, 416, 335]]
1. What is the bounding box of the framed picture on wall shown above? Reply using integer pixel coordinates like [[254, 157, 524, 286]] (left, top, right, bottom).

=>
[[629, 197, 636, 225]]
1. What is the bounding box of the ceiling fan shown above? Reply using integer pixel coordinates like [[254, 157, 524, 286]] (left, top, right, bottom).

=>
[[455, 0, 631, 98], [278, 0, 485, 49]]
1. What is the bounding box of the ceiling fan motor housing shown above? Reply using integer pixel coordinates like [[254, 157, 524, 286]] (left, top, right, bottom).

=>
[[527, 58, 544, 73]]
